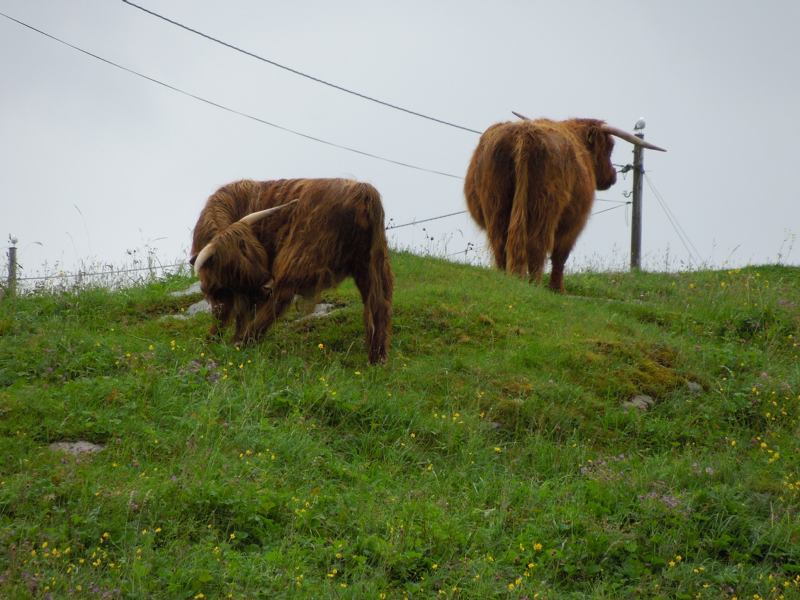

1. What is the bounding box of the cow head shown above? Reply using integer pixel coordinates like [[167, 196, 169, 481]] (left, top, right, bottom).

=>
[[189, 200, 298, 301], [190, 221, 272, 300], [581, 120, 618, 191], [598, 123, 666, 190]]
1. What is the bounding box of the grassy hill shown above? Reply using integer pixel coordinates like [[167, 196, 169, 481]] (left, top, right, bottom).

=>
[[0, 251, 798, 599]]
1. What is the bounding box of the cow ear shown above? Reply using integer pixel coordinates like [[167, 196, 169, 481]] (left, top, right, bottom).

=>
[[192, 253, 215, 267], [192, 242, 217, 275], [261, 278, 274, 297]]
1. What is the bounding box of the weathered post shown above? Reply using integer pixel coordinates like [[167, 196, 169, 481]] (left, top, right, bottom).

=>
[[7, 236, 18, 296], [630, 119, 646, 270]]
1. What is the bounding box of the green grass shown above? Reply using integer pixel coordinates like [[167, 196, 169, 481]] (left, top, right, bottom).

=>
[[1, 252, 799, 599]]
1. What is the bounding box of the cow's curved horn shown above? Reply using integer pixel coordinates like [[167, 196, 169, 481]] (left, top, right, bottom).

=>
[[192, 242, 216, 276], [237, 198, 299, 226], [512, 111, 532, 121], [601, 124, 666, 152]]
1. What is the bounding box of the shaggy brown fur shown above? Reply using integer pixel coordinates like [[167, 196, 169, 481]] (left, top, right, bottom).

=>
[[190, 178, 393, 364], [464, 118, 618, 293]]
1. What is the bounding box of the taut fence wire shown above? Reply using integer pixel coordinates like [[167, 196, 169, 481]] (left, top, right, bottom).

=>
[[12, 262, 185, 282], [2, 258, 189, 296]]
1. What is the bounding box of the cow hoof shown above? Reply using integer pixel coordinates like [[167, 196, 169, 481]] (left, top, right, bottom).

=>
[[369, 354, 388, 365], [233, 335, 256, 348]]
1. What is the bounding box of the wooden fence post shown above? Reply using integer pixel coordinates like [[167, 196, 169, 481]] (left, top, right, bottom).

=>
[[630, 119, 646, 270], [6, 236, 18, 296]]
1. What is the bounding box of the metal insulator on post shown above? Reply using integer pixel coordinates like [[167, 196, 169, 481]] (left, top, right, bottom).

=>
[[630, 118, 646, 270]]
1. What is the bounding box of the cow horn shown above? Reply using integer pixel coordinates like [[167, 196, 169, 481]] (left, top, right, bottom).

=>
[[192, 242, 216, 276], [601, 124, 666, 152], [237, 198, 299, 226], [512, 111, 532, 121]]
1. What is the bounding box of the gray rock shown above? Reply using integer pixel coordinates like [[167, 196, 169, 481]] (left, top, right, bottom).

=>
[[298, 303, 339, 321], [686, 381, 702, 393], [49, 441, 106, 455], [186, 299, 211, 316], [160, 298, 211, 321], [170, 281, 202, 297], [621, 394, 654, 411], [165, 283, 338, 321]]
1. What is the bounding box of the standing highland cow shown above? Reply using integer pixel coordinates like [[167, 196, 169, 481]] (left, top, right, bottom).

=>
[[464, 113, 665, 292], [190, 178, 393, 364]]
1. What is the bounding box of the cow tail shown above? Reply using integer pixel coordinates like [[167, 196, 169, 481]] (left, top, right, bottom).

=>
[[362, 186, 393, 363], [506, 133, 531, 276]]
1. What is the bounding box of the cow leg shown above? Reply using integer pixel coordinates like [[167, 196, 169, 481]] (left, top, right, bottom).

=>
[[527, 225, 555, 285], [548, 251, 568, 293], [489, 232, 508, 271], [232, 313, 247, 343], [234, 286, 296, 346], [231, 296, 259, 343], [485, 211, 510, 271], [353, 259, 393, 365], [548, 232, 579, 293], [528, 201, 561, 286], [526, 244, 548, 284], [207, 300, 233, 340]]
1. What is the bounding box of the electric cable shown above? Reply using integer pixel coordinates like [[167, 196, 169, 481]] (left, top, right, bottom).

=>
[[0, 12, 464, 180], [644, 173, 701, 265], [121, 0, 482, 135], [385, 211, 467, 230], [591, 203, 630, 216]]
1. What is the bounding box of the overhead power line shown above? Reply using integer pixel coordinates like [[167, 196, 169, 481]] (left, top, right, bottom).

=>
[[386, 211, 468, 231], [387, 199, 629, 234], [592, 203, 630, 216], [0, 12, 463, 180], [121, 0, 483, 135], [644, 173, 702, 265]]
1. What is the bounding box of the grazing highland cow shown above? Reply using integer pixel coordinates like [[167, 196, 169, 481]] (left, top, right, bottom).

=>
[[464, 113, 665, 292], [190, 178, 393, 364]]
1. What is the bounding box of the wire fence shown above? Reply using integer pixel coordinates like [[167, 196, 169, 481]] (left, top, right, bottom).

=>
[[386, 198, 630, 231], [2, 257, 189, 295], [12, 262, 184, 282], [385, 211, 468, 231], [4, 190, 640, 292]]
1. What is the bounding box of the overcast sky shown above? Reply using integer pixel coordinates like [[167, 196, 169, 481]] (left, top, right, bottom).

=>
[[2, 0, 799, 283]]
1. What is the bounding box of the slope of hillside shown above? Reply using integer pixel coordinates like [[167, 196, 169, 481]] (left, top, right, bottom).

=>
[[1, 252, 798, 599]]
